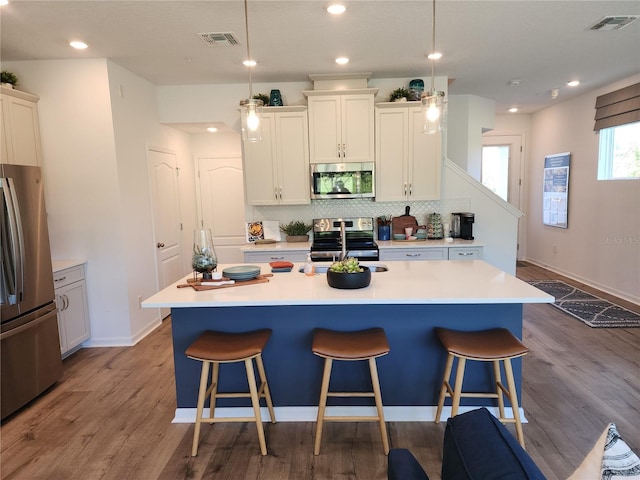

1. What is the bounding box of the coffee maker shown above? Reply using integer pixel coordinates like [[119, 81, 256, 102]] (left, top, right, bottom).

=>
[[451, 212, 475, 240]]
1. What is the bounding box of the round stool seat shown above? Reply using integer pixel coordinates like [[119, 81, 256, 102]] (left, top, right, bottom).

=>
[[435, 327, 528, 360], [312, 327, 390, 360], [186, 329, 271, 362]]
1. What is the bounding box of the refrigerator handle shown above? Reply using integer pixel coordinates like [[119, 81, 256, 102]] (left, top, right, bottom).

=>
[[1, 177, 24, 305]]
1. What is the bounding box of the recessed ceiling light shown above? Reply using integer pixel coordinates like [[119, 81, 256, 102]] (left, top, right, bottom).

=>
[[427, 52, 442, 60], [508, 107, 518, 113], [566, 80, 580, 87], [335, 57, 349, 65], [508, 79, 521, 86], [206, 127, 218, 133], [69, 40, 88, 50], [243, 59, 257, 67], [325, 3, 346, 15]]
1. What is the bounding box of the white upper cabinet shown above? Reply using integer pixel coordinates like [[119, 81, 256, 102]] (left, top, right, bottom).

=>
[[243, 106, 310, 205], [306, 92, 375, 164], [0, 87, 43, 167], [375, 103, 442, 201]]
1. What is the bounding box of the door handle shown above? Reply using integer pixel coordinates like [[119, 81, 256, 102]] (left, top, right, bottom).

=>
[[157, 242, 165, 248]]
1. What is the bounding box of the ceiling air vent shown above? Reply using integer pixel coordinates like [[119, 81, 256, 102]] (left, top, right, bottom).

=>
[[197, 32, 241, 47], [589, 16, 639, 31]]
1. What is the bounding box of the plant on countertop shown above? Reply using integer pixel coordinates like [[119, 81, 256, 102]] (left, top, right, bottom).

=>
[[1, 71, 18, 87], [329, 257, 364, 273], [253, 93, 269, 105], [377, 215, 391, 226], [280, 220, 312, 237], [389, 86, 410, 102]]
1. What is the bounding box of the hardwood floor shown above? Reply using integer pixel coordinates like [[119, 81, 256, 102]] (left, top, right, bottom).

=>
[[1, 262, 638, 479]]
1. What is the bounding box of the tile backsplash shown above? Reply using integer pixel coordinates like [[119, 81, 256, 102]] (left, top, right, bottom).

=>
[[251, 197, 471, 228]]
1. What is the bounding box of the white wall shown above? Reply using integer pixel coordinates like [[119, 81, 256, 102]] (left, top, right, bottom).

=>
[[527, 74, 640, 304], [4, 59, 198, 346]]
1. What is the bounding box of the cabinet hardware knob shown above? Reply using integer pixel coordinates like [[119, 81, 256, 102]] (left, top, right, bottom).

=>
[[157, 242, 165, 248]]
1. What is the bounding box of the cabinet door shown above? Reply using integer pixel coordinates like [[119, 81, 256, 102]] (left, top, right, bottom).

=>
[[2, 95, 42, 167], [380, 247, 448, 261], [408, 107, 441, 200], [341, 94, 374, 163], [61, 281, 90, 351], [56, 297, 68, 355], [275, 111, 310, 205], [308, 96, 341, 163], [375, 107, 409, 201], [243, 113, 279, 205], [1, 95, 9, 164]]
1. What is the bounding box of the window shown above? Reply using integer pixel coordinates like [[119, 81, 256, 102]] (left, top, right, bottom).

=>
[[598, 121, 640, 180], [481, 145, 509, 201]]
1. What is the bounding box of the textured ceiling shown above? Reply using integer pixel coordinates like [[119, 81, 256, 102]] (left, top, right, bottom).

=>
[[1, 1, 639, 114]]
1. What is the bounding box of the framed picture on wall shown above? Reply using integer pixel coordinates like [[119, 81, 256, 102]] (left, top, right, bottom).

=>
[[542, 152, 570, 228]]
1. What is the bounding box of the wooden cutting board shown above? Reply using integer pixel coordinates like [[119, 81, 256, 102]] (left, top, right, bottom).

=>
[[392, 206, 419, 235], [178, 274, 273, 291]]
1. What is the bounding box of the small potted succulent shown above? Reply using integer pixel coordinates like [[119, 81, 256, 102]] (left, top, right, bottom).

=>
[[280, 220, 313, 242], [327, 257, 371, 289], [389, 86, 410, 102], [1, 71, 18, 89]]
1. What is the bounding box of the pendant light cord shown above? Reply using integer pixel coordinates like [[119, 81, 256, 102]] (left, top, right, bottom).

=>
[[244, 0, 253, 98], [430, 0, 436, 93]]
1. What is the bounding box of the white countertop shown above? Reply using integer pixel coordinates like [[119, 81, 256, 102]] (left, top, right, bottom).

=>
[[240, 241, 312, 252], [52, 259, 87, 273], [142, 260, 553, 309], [240, 239, 481, 252]]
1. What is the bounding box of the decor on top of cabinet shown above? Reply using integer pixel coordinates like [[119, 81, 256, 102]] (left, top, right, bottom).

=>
[[280, 220, 312, 242], [389, 87, 410, 102], [192, 229, 218, 279], [269, 89, 283, 106], [1, 71, 18, 89], [408, 79, 424, 101], [253, 93, 270, 105]]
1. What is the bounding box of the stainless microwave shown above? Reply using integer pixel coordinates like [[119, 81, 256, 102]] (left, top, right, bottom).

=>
[[310, 162, 375, 200]]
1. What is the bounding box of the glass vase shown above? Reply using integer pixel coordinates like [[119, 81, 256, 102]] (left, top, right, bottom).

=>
[[192, 229, 217, 279]]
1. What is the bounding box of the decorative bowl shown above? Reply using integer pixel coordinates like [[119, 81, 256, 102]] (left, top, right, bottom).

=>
[[326, 267, 371, 289], [393, 233, 405, 240]]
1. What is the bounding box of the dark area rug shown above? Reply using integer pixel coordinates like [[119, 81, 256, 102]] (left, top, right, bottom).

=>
[[527, 280, 640, 328]]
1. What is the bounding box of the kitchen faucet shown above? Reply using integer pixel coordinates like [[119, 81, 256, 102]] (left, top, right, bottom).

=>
[[340, 220, 347, 261]]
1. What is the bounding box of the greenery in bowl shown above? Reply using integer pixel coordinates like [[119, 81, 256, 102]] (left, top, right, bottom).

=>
[[329, 257, 364, 273], [389, 87, 410, 102], [1, 71, 18, 86], [280, 220, 312, 236]]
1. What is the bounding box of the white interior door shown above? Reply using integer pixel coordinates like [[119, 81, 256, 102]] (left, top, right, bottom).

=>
[[148, 147, 182, 318], [481, 135, 524, 259], [196, 156, 246, 264]]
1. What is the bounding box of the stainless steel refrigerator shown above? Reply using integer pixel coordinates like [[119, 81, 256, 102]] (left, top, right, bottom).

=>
[[1, 164, 62, 420]]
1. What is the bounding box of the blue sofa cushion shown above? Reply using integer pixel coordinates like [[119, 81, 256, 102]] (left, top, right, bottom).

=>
[[442, 408, 546, 480], [388, 448, 430, 480]]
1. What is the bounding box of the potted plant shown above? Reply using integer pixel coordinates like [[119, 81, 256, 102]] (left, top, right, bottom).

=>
[[253, 93, 269, 106], [1, 71, 18, 89], [327, 257, 371, 289], [389, 86, 410, 102], [280, 220, 312, 242]]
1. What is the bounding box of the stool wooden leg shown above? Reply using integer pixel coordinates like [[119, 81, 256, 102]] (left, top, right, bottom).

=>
[[369, 357, 389, 455], [191, 360, 211, 456], [435, 353, 454, 423], [209, 362, 220, 419], [493, 360, 506, 420], [245, 358, 268, 456], [314, 357, 333, 456], [503, 358, 525, 448], [255, 354, 276, 423], [450, 357, 466, 417]]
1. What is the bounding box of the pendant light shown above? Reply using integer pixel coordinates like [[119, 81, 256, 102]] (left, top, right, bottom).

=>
[[239, 0, 262, 142], [422, 0, 446, 134]]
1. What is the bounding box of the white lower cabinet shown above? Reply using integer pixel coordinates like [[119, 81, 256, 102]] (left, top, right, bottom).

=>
[[380, 248, 448, 261], [448, 247, 483, 260], [54, 265, 90, 358], [244, 250, 310, 263]]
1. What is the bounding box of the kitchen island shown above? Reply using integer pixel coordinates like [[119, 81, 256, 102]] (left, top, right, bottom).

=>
[[142, 260, 552, 422]]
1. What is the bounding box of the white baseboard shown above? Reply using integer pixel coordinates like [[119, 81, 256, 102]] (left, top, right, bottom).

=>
[[172, 405, 527, 423]]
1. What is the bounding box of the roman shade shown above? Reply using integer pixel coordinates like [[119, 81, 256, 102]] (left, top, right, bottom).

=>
[[593, 82, 640, 131]]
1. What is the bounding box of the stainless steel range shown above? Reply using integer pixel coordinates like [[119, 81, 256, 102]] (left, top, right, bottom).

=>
[[310, 217, 379, 262]]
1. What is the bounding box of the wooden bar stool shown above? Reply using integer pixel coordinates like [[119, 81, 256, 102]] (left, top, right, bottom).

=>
[[185, 329, 276, 456], [312, 327, 390, 456], [433, 327, 529, 448]]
